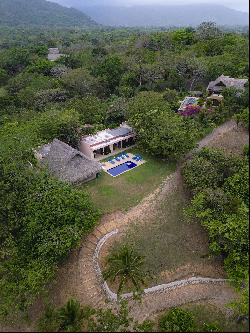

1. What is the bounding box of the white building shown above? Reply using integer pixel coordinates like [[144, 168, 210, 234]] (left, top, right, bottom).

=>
[[48, 48, 64, 61], [80, 123, 136, 160], [178, 96, 200, 111]]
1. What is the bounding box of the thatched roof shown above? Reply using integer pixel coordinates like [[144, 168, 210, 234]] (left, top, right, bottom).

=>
[[35, 139, 102, 184], [207, 75, 248, 92]]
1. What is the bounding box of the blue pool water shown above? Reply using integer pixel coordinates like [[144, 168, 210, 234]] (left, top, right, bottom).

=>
[[107, 161, 137, 177]]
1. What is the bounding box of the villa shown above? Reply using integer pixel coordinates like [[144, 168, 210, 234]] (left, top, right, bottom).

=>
[[80, 123, 136, 160]]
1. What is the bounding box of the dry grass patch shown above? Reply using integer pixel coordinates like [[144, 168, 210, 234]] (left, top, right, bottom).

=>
[[101, 181, 225, 292], [207, 126, 249, 156]]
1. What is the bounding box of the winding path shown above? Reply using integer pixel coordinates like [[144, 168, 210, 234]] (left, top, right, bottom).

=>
[[0, 120, 242, 333], [75, 120, 238, 321]]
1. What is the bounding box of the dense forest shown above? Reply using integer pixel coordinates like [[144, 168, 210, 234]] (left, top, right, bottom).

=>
[[0, 20, 249, 330]]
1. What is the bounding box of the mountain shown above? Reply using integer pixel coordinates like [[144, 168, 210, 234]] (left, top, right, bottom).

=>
[[0, 0, 98, 28], [51, 1, 249, 27]]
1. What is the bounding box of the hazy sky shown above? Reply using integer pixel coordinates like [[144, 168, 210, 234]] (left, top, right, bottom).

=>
[[113, 0, 249, 12], [53, 0, 249, 12]]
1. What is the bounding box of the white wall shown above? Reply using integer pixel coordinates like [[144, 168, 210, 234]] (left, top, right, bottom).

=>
[[79, 141, 94, 159]]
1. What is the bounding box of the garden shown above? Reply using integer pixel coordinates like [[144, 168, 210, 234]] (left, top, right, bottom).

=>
[[83, 148, 176, 213]]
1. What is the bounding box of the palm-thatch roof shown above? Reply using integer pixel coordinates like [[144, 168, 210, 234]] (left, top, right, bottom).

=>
[[35, 139, 102, 184], [207, 75, 248, 92]]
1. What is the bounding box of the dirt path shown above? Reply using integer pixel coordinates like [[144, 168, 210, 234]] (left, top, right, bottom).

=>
[[197, 120, 236, 149], [63, 120, 239, 317], [128, 283, 237, 322], [183, 119, 236, 162]]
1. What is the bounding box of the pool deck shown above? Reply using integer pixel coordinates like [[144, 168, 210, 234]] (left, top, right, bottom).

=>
[[101, 153, 146, 174]]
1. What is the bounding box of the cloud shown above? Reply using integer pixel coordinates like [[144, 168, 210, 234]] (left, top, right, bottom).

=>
[[51, 0, 249, 12]]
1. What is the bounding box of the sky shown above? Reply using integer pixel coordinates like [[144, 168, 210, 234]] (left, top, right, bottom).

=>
[[52, 0, 249, 12]]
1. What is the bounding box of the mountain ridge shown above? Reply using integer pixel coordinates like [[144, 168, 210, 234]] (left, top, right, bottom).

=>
[[51, 1, 249, 27], [0, 0, 98, 28], [81, 4, 249, 27]]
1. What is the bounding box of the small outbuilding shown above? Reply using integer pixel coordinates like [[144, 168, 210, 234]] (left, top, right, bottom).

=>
[[178, 96, 200, 112], [48, 48, 64, 61], [206, 94, 224, 107], [189, 91, 204, 97], [35, 139, 102, 184], [207, 75, 248, 95]]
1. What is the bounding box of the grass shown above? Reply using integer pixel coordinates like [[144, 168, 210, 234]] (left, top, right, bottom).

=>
[[181, 303, 249, 332], [82, 148, 176, 214], [111, 182, 223, 285], [207, 125, 249, 156], [0, 87, 7, 97]]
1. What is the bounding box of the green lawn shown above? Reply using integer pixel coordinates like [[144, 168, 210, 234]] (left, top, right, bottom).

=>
[[82, 148, 176, 214]]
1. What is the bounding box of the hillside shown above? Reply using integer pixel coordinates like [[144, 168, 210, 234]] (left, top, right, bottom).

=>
[[0, 0, 98, 28], [53, 2, 249, 27]]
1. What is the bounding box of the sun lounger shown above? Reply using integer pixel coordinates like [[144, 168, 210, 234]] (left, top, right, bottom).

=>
[[119, 153, 126, 159]]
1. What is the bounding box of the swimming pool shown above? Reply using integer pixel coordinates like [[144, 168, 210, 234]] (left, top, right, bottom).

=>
[[107, 161, 137, 177]]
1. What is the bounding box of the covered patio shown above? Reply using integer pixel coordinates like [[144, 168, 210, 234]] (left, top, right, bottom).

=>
[[80, 123, 136, 161]]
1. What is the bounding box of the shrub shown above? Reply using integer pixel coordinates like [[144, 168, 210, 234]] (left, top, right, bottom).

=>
[[229, 283, 249, 320], [179, 105, 201, 117], [59, 299, 86, 332], [182, 148, 244, 193], [37, 304, 60, 332], [134, 319, 155, 332], [183, 148, 249, 284], [202, 321, 222, 332], [234, 108, 249, 130], [159, 307, 196, 332], [243, 144, 249, 158], [88, 300, 131, 332], [37, 300, 95, 332]]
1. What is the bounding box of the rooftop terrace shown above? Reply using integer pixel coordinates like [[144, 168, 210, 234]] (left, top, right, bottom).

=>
[[82, 124, 134, 148]]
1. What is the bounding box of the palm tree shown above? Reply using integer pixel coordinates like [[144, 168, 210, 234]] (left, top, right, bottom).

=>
[[58, 299, 85, 332], [103, 244, 147, 296]]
